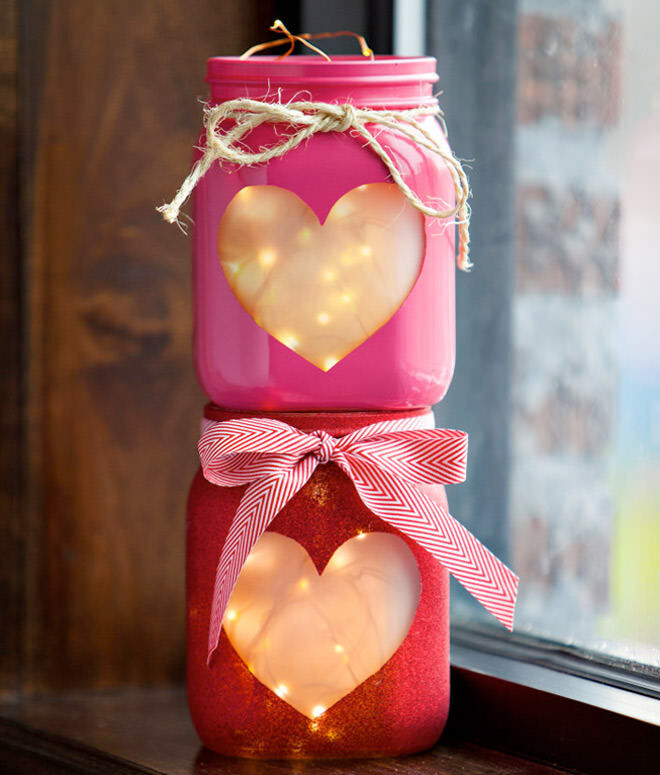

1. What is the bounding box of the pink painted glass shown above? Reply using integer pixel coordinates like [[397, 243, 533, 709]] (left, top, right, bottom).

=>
[[193, 56, 456, 410]]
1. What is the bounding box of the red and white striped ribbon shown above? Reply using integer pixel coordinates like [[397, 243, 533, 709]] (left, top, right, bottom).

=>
[[199, 412, 518, 665]]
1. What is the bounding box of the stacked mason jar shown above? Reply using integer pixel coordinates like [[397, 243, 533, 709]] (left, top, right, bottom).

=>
[[186, 55, 459, 759]]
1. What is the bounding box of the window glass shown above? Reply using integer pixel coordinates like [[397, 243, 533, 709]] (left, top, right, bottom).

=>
[[452, 0, 660, 668]]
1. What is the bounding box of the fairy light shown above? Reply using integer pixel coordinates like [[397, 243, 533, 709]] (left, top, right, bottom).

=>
[[317, 311, 330, 325], [333, 200, 352, 217], [359, 244, 372, 258], [225, 261, 241, 276], [321, 267, 337, 283], [340, 292, 353, 304], [221, 531, 422, 725], [278, 331, 300, 349], [258, 248, 277, 268], [323, 356, 338, 371], [298, 227, 312, 243]]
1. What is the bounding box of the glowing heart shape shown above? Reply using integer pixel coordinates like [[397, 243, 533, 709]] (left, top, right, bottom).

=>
[[217, 184, 425, 371], [223, 531, 421, 719]]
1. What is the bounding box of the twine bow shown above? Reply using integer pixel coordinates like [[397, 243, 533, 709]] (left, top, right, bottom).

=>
[[158, 97, 472, 270], [199, 413, 518, 665]]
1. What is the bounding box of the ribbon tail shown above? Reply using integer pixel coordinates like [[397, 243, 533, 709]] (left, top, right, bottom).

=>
[[207, 457, 317, 665], [344, 456, 518, 631]]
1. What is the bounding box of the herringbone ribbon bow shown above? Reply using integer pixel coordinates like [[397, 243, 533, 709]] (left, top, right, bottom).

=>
[[199, 413, 518, 665]]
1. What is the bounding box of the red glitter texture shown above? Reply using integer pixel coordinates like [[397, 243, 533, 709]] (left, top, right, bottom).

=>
[[187, 405, 450, 759]]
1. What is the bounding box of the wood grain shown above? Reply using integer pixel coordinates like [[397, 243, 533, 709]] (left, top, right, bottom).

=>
[[0, 0, 21, 698], [17, 0, 265, 693]]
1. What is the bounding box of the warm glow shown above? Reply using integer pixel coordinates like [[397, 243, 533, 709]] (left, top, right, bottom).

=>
[[278, 331, 300, 349], [217, 184, 424, 371], [222, 532, 421, 720], [225, 609, 237, 621], [323, 356, 338, 371], [258, 248, 278, 268]]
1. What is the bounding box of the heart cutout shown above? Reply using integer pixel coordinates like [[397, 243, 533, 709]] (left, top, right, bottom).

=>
[[217, 184, 425, 370], [222, 531, 421, 719]]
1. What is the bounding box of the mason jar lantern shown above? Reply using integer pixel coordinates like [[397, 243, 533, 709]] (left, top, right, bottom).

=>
[[159, 39, 516, 763], [192, 56, 458, 410]]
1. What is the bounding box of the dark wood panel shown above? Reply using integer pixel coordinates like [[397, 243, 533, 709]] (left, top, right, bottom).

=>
[[0, 687, 573, 775], [17, 0, 263, 693], [0, 0, 21, 698]]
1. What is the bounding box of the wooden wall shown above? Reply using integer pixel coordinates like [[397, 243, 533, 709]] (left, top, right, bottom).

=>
[[1, 0, 268, 696]]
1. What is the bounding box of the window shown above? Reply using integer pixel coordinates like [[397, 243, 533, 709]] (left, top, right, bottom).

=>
[[420, 0, 660, 673]]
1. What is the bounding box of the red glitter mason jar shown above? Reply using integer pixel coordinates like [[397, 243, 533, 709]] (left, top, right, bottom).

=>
[[187, 406, 450, 759]]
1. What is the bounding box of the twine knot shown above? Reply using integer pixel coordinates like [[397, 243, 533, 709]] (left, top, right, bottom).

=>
[[317, 103, 358, 133], [311, 429, 337, 464]]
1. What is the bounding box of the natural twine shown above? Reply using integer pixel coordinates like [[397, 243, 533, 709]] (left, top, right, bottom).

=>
[[158, 98, 472, 270]]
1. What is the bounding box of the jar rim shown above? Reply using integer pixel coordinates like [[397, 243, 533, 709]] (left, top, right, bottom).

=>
[[206, 55, 439, 109], [207, 55, 437, 81]]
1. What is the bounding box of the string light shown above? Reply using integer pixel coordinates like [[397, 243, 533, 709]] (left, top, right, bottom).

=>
[[333, 644, 344, 653], [321, 267, 337, 283], [275, 684, 289, 698], [332, 200, 352, 217], [323, 356, 338, 371], [312, 705, 326, 718], [278, 331, 300, 349], [225, 609, 237, 621], [258, 248, 277, 268], [218, 182, 425, 373], [356, 532, 367, 540], [298, 578, 310, 591]]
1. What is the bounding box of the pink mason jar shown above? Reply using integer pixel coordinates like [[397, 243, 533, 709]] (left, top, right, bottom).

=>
[[192, 56, 457, 410]]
